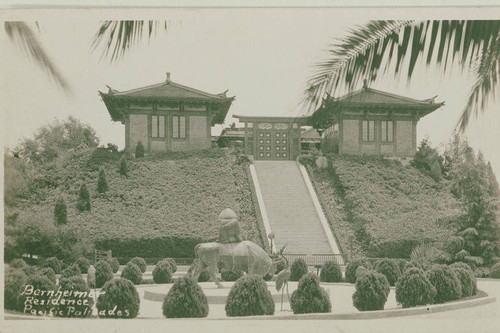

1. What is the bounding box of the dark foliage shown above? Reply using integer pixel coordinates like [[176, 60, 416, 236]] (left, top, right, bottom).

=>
[[128, 257, 147, 273], [39, 267, 57, 285], [411, 139, 444, 182], [4, 269, 28, 311], [319, 260, 343, 282], [153, 263, 172, 284], [97, 278, 140, 318], [20, 273, 57, 313], [95, 260, 114, 288], [289, 258, 308, 282], [43, 257, 61, 274], [54, 197, 68, 225], [374, 259, 402, 286], [162, 277, 209, 318], [106, 257, 120, 273], [76, 257, 91, 273], [135, 141, 145, 158], [61, 263, 82, 279], [345, 259, 372, 284], [395, 267, 436, 308], [119, 157, 128, 176], [490, 262, 500, 278], [56, 276, 93, 317], [9, 258, 27, 269], [76, 184, 91, 212], [450, 266, 477, 297], [221, 269, 243, 282], [290, 273, 331, 314], [97, 168, 108, 193], [352, 271, 390, 311], [225, 275, 275, 317], [426, 265, 462, 303], [120, 262, 143, 285], [157, 258, 177, 273]]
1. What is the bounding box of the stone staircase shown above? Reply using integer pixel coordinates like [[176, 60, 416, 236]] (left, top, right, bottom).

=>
[[253, 160, 333, 254]]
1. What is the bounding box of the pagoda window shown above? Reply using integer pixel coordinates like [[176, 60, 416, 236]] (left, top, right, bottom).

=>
[[151, 115, 165, 138], [381, 120, 393, 142], [172, 116, 186, 139], [362, 120, 375, 142]]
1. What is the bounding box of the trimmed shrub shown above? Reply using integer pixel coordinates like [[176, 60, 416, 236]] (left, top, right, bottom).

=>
[[119, 157, 128, 176], [225, 275, 275, 317], [10, 258, 27, 269], [290, 273, 331, 314], [4, 269, 28, 311], [135, 141, 145, 158], [319, 261, 342, 282], [21, 273, 57, 314], [97, 278, 140, 318], [76, 184, 91, 212], [54, 197, 68, 225], [188, 259, 210, 282], [289, 258, 308, 282], [95, 260, 114, 288], [57, 276, 93, 317], [21, 265, 38, 277], [61, 263, 82, 279], [449, 262, 473, 273], [76, 257, 91, 274], [39, 267, 57, 285], [157, 258, 177, 273], [396, 259, 409, 274], [374, 259, 401, 286], [426, 265, 462, 303], [153, 263, 172, 284], [490, 262, 500, 278], [450, 266, 477, 297], [345, 259, 372, 284], [121, 262, 143, 285], [106, 257, 120, 273], [355, 266, 369, 279], [263, 273, 273, 281], [162, 277, 209, 318], [43, 257, 62, 274], [395, 267, 436, 308], [221, 269, 243, 282], [129, 257, 147, 273], [97, 168, 108, 193], [352, 271, 390, 311]]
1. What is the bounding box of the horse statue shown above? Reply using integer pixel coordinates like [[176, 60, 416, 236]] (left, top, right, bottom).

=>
[[191, 240, 283, 288]]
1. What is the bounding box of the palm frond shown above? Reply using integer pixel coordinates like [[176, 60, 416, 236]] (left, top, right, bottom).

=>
[[4, 21, 71, 93], [304, 20, 500, 132], [91, 20, 169, 62]]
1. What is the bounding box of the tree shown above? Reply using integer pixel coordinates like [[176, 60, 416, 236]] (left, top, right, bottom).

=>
[[119, 157, 128, 176], [135, 141, 145, 158], [97, 169, 108, 193], [54, 197, 68, 225], [305, 20, 500, 132], [4, 152, 28, 205], [411, 138, 443, 182], [76, 184, 91, 211]]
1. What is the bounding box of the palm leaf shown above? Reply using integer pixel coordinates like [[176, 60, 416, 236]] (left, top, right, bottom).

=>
[[304, 20, 500, 131], [91, 20, 169, 62], [4, 21, 71, 93]]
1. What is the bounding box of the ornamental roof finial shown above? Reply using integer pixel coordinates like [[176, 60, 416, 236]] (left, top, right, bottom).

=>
[[363, 79, 368, 89], [166, 72, 171, 83]]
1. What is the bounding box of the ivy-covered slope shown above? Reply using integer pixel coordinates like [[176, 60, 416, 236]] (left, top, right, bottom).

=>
[[309, 155, 461, 258], [7, 148, 264, 259]]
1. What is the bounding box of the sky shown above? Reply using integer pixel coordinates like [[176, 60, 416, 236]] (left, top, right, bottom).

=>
[[1, 8, 499, 178]]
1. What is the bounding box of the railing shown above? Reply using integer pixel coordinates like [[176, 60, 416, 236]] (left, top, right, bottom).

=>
[[284, 253, 347, 266]]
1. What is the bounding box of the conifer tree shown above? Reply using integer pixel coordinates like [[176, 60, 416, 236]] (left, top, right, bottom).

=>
[[76, 184, 91, 211], [97, 168, 108, 193], [135, 141, 145, 158], [119, 157, 128, 176], [54, 196, 67, 225]]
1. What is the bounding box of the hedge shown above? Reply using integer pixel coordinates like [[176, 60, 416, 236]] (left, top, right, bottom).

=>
[[4, 269, 29, 311], [374, 259, 401, 286], [225, 275, 275, 317], [345, 259, 372, 284], [395, 267, 436, 308], [319, 261, 343, 283], [426, 265, 462, 303], [57, 276, 93, 317], [153, 263, 172, 284], [128, 257, 147, 274], [352, 271, 390, 311], [97, 278, 140, 318], [121, 263, 143, 285], [291, 273, 331, 314], [163, 277, 208, 318]]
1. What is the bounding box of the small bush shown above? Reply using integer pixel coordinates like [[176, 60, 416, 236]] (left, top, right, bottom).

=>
[[57, 276, 93, 317], [225, 275, 275, 317], [352, 271, 390, 311], [21, 273, 57, 314], [76, 257, 91, 274], [221, 269, 243, 282], [97, 278, 140, 318], [374, 259, 401, 286], [188, 259, 210, 282], [319, 261, 342, 282], [290, 273, 331, 314], [76, 183, 91, 212], [9, 258, 27, 269], [395, 267, 436, 308], [61, 263, 82, 279], [121, 262, 143, 285], [43, 257, 61, 274], [106, 257, 120, 273], [119, 157, 128, 176], [97, 168, 108, 193], [39, 267, 57, 285], [289, 259, 308, 281], [157, 258, 176, 273], [396, 259, 409, 274], [153, 263, 172, 284], [129, 257, 147, 273], [426, 265, 462, 303], [4, 269, 28, 311], [450, 266, 477, 297], [162, 277, 209, 318], [355, 266, 369, 279], [54, 197, 68, 225], [21, 265, 38, 277], [135, 141, 145, 158], [490, 262, 500, 278], [345, 259, 372, 284], [449, 262, 473, 273], [95, 260, 114, 288]]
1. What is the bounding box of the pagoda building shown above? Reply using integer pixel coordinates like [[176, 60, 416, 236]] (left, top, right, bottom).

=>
[[309, 82, 444, 158], [99, 73, 234, 152]]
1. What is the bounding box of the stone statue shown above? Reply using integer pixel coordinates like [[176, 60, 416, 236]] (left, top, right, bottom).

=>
[[218, 208, 242, 244]]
